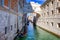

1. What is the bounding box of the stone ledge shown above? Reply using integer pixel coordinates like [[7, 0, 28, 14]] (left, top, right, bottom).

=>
[[37, 25, 60, 38]]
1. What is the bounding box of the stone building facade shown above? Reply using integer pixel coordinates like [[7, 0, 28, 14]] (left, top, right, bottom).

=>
[[37, 0, 60, 37], [0, 0, 25, 40]]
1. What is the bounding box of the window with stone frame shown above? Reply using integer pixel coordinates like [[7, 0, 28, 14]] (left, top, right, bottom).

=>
[[14, 24, 16, 28], [57, 23, 60, 28], [52, 1, 53, 4], [47, 22, 48, 24], [11, 25, 13, 30], [52, 10, 54, 15], [47, 4, 49, 7], [47, 12, 49, 15], [51, 22, 53, 26], [57, 8, 60, 13], [58, 8, 60, 13], [5, 27, 7, 34]]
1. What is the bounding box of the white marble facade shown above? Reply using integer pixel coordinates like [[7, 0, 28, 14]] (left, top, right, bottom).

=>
[[37, 0, 60, 36]]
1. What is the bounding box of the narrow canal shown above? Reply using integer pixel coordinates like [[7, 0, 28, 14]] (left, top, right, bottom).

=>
[[16, 22, 60, 40]]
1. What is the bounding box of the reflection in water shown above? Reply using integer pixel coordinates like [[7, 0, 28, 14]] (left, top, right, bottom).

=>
[[27, 22, 35, 40], [16, 22, 60, 40]]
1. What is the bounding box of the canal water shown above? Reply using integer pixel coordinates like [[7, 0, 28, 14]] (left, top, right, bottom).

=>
[[16, 22, 60, 40]]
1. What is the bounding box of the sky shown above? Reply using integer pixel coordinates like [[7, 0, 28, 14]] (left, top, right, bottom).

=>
[[26, 0, 46, 5]]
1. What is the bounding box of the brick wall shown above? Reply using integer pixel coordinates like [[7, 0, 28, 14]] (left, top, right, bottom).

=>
[[4, 0, 8, 7], [11, 0, 18, 12]]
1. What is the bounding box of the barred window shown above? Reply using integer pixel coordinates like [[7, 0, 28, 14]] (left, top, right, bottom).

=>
[[52, 10, 54, 15], [51, 22, 53, 26], [58, 8, 60, 13], [5, 27, 7, 34], [58, 23, 60, 28]]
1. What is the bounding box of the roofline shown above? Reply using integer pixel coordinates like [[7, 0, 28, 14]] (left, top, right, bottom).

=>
[[41, 0, 52, 7]]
